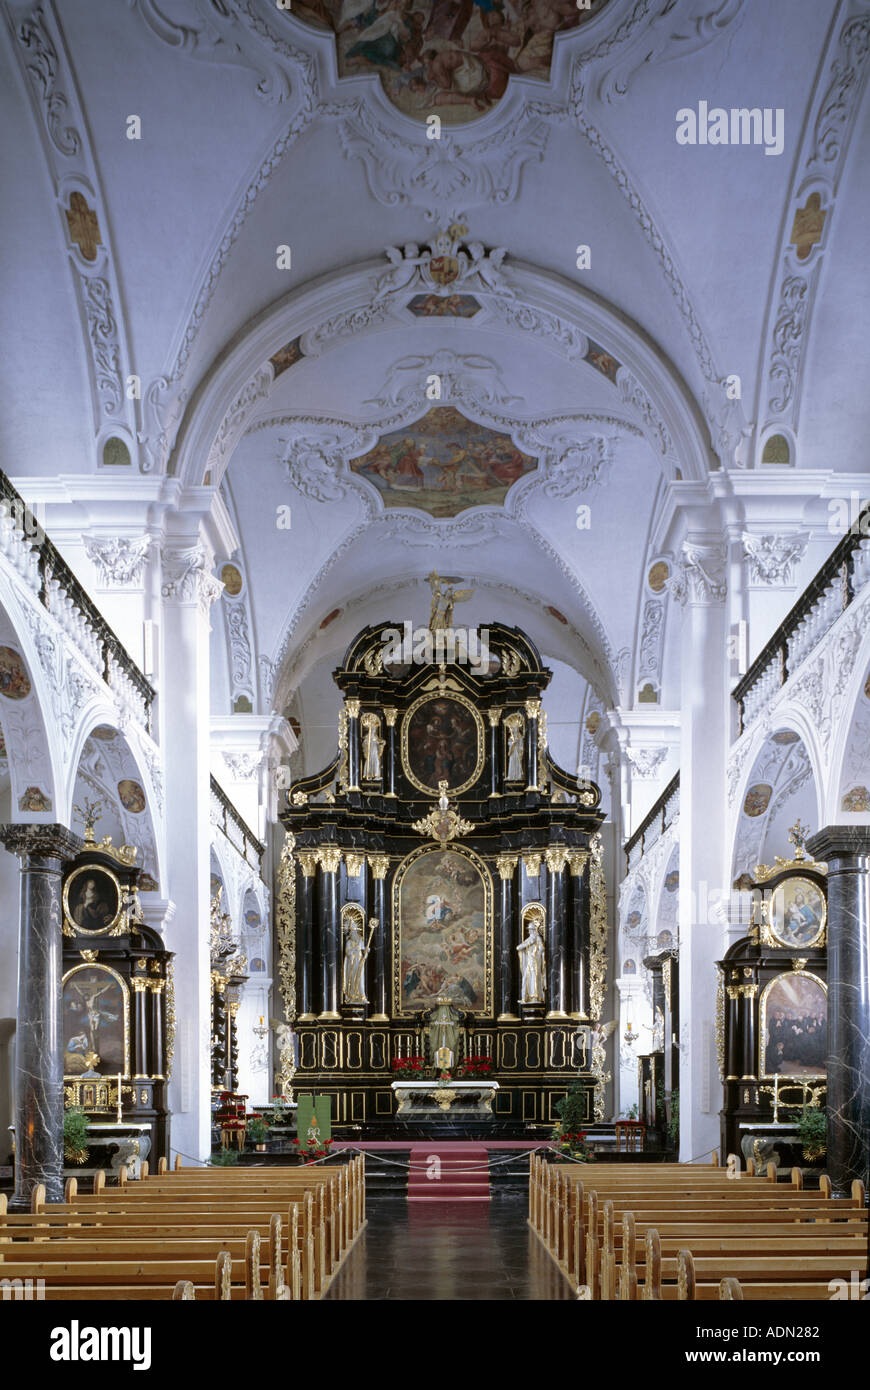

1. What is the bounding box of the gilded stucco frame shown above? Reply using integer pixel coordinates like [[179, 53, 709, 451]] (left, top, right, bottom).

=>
[[761, 874, 827, 950], [400, 691, 484, 797], [392, 842, 492, 1018]]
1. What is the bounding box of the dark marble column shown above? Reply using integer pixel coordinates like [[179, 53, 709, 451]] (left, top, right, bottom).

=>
[[806, 826, 870, 1196], [740, 983, 758, 1080], [149, 978, 165, 1078], [211, 977, 228, 1088], [524, 699, 541, 793], [132, 977, 149, 1078], [496, 854, 518, 1019], [568, 851, 588, 1017], [0, 823, 82, 1210], [545, 847, 569, 1018], [297, 852, 318, 1020], [345, 700, 361, 793], [725, 978, 740, 1081], [318, 847, 342, 1020], [383, 708, 398, 800], [369, 855, 390, 1021], [643, 953, 666, 1052], [488, 709, 502, 799]]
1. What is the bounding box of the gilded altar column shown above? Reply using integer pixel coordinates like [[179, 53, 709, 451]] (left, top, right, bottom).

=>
[[524, 699, 541, 793], [739, 981, 758, 1083], [568, 851, 589, 1018], [0, 824, 82, 1210], [369, 855, 390, 1021], [488, 709, 502, 799], [345, 699, 361, 793], [317, 847, 342, 1020], [383, 708, 398, 799], [496, 854, 518, 1020], [545, 847, 569, 1018], [805, 826, 870, 1195], [297, 851, 318, 1021]]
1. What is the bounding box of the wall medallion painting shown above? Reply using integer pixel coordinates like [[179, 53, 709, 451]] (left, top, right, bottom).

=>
[[0, 645, 31, 699], [394, 847, 491, 1016], [402, 693, 483, 794], [766, 876, 826, 949], [760, 971, 827, 1078], [63, 964, 129, 1077], [287, 0, 607, 126], [63, 865, 123, 936], [351, 408, 536, 518]]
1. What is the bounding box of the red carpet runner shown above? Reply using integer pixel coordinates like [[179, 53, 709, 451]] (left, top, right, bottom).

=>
[[407, 1143, 491, 1202]]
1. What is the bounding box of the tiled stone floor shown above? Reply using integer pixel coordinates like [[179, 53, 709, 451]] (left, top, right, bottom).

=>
[[324, 1192, 574, 1300]]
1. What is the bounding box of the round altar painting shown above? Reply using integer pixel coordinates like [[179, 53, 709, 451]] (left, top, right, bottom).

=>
[[402, 696, 482, 794], [0, 646, 31, 700]]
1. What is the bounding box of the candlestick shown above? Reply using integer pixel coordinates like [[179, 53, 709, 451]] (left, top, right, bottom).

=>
[[116, 1072, 123, 1123]]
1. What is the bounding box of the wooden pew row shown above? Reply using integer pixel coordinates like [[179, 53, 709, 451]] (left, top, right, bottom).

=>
[[0, 1156, 366, 1301]]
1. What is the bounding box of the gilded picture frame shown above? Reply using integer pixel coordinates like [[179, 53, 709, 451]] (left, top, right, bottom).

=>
[[63, 863, 124, 936], [400, 691, 484, 796], [758, 969, 827, 1079], [392, 843, 492, 1018], [62, 962, 130, 1079], [763, 874, 826, 949]]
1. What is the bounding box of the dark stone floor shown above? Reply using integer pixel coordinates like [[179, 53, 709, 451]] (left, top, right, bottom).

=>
[[324, 1192, 574, 1301]]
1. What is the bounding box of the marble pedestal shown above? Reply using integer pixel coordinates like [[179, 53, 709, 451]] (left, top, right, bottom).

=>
[[806, 826, 870, 1196], [392, 1079, 499, 1117]]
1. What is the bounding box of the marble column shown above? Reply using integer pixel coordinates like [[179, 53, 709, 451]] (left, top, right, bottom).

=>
[[488, 709, 502, 799], [297, 852, 318, 1020], [545, 847, 569, 1018], [382, 709, 398, 799], [806, 826, 870, 1196], [496, 854, 518, 1020], [568, 851, 588, 1017], [132, 977, 149, 1078], [345, 700, 361, 793], [740, 983, 758, 1081], [149, 978, 165, 1078], [0, 823, 82, 1210], [524, 699, 541, 793], [318, 847, 342, 1020], [369, 855, 390, 1021]]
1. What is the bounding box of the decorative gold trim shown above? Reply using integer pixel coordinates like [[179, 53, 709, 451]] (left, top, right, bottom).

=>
[[345, 698, 361, 719], [715, 966, 725, 1081], [400, 690, 484, 797], [337, 708, 349, 793], [344, 852, 364, 877], [62, 961, 131, 1078], [63, 863, 124, 937], [758, 969, 827, 1081], [761, 874, 827, 949], [568, 851, 588, 877], [487, 708, 502, 728], [317, 846, 342, 875], [276, 833, 297, 1024], [131, 978, 148, 994], [544, 846, 569, 874], [523, 853, 542, 878], [297, 851, 318, 878], [383, 707, 398, 728], [391, 842, 492, 1019], [496, 853, 518, 881], [524, 698, 541, 719]]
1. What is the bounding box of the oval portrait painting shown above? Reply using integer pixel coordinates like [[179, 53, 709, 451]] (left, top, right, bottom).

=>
[[402, 696, 481, 794], [769, 876, 826, 948], [64, 865, 122, 936], [117, 779, 146, 814]]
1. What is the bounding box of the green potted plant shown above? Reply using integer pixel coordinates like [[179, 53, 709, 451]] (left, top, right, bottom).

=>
[[209, 1148, 239, 1166], [63, 1106, 90, 1165], [795, 1106, 826, 1161], [246, 1113, 270, 1151], [552, 1083, 595, 1159]]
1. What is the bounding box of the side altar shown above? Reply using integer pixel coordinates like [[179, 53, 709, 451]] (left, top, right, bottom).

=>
[[277, 598, 609, 1135]]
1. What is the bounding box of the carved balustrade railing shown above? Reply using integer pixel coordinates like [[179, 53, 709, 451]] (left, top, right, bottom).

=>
[[210, 775, 266, 874], [624, 772, 680, 872], [733, 503, 870, 736], [0, 468, 155, 731]]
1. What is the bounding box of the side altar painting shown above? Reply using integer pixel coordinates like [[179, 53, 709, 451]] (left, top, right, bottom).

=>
[[396, 848, 490, 1016]]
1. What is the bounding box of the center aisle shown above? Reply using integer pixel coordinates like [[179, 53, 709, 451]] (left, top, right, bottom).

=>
[[323, 1192, 576, 1300]]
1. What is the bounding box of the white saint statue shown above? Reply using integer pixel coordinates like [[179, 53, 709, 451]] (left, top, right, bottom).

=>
[[506, 718, 524, 781], [342, 916, 371, 1003], [361, 714, 385, 781], [517, 914, 546, 1004]]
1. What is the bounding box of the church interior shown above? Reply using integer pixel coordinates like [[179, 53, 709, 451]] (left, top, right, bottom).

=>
[[0, 0, 869, 1327]]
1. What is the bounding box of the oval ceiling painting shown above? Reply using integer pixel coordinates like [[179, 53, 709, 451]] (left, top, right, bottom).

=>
[[0, 645, 31, 700]]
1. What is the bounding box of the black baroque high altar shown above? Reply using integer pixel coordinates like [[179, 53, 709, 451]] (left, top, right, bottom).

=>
[[277, 620, 609, 1134]]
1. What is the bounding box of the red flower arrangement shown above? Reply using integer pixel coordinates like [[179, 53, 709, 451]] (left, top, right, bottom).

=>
[[458, 1055, 493, 1078], [391, 1055, 425, 1073]]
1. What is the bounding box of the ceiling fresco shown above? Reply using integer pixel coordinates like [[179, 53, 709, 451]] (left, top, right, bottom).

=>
[[287, 0, 608, 124], [350, 406, 536, 516]]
